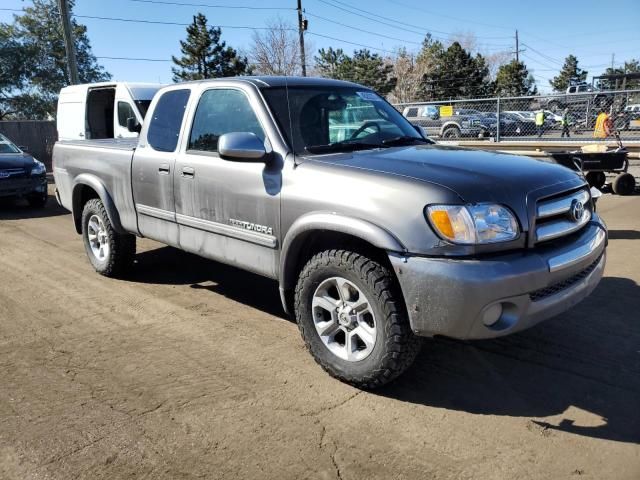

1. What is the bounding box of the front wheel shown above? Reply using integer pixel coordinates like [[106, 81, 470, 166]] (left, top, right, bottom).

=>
[[294, 250, 422, 388], [81, 198, 135, 277]]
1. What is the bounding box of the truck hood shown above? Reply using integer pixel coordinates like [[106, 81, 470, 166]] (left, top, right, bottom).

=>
[[306, 144, 585, 224], [0, 153, 36, 169]]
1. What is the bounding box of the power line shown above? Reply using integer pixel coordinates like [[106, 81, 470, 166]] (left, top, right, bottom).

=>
[[128, 0, 295, 9], [313, 0, 431, 38], [74, 13, 297, 30], [306, 31, 396, 54], [383, 0, 514, 34], [521, 43, 565, 66], [316, 0, 514, 45], [305, 11, 422, 46], [97, 56, 171, 62], [99, 55, 316, 70]]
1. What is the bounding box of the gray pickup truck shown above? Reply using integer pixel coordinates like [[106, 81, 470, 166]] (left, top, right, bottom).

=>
[[53, 77, 607, 388]]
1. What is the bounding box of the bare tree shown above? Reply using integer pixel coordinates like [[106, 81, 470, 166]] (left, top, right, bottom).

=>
[[250, 17, 301, 75], [450, 31, 511, 81]]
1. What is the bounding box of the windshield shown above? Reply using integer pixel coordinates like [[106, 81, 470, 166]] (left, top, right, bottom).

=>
[[261, 86, 430, 155], [0, 134, 20, 154], [135, 100, 152, 119]]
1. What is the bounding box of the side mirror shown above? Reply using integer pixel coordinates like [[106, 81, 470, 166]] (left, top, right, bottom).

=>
[[413, 124, 427, 138], [126, 117, 141, 133], [18, 145, 28, 151], [218, 132, 267, 162]]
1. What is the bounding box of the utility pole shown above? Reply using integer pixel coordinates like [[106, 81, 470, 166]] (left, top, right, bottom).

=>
[[515, 29, 519, 63], [58, 0, 79, 84], [297, 0, 307, 76], [611, 53, 615, 70]]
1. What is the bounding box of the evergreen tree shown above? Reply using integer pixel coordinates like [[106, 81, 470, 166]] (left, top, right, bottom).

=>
[[549, 55, 588, 92], [0, 0, 110, 119], [596, 59, 640, 90], [314, 48, 396, 95], [172, 13, 250, 81], [344, 50, 396, 95], [422, 42, 492, 99], [314, 47, 350, 79], [494, 60, 538, 97]]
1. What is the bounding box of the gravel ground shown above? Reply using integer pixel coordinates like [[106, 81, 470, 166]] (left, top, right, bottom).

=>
[[0, 186, 639, 480]]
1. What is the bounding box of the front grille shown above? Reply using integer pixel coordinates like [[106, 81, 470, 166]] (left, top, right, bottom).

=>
[[529, 252, 603, 302], [534, 188, 591, 244], [0, 168, 27, 179]]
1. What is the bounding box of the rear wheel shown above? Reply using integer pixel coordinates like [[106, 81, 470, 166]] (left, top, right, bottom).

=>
[[295, 249, 422, 388], [442, 126, 461, 139], [81, 198, 135, 277], [612, 173, 636, 196]]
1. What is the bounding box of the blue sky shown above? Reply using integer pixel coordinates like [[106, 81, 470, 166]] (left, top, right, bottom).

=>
[[2, 0, 639, 93]]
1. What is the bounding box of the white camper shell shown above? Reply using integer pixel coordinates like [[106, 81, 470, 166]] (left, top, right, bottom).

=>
[[57, 82, 163, 141]]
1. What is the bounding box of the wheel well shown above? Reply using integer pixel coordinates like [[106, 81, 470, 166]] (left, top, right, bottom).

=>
[[72, 184, 99, 233], [441, 124, 461, 134], [281, 230, 393, 315]]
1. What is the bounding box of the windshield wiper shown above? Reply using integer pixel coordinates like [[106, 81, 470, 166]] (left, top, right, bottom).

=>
[[381, 135, 431, 146], [305, 140, 386, 154]]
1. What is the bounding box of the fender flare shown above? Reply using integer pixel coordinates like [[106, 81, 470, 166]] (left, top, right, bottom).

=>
[[279, 212, 406, 292], [440, 121, 462, 135], [71, 173, 125, 234]]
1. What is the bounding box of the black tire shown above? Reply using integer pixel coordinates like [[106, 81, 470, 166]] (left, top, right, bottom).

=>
[[27, 192, 47, 208], [585, 171, 606, 190], [81, 198, 135, 277], [294, 249, 422, 389], [611, 173, 636, 196], [442, 126, 461, 139]]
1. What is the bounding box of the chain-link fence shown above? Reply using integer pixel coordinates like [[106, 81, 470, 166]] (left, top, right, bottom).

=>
[[394, 89, 640, 142]]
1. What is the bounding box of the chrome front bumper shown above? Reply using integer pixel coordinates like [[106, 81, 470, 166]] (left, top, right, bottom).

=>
[[389, 214, 607, 340]]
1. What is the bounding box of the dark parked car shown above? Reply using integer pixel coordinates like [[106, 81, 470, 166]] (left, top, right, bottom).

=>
[[453, 108, 498, 136], [402, 105, 484, 138], [0, 133, 48, 207]]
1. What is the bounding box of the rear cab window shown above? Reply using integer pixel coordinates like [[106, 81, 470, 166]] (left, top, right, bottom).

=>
[[147, 89, 191, 152]]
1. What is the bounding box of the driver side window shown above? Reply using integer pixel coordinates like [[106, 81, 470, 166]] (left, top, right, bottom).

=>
[[188, 89, 265, 153]]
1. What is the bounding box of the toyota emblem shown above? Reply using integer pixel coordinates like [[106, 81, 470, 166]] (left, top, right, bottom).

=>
[[570, 200, 585, 222]]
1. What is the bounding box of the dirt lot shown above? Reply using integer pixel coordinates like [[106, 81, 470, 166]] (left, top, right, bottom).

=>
[[1, 186, 639, 480]]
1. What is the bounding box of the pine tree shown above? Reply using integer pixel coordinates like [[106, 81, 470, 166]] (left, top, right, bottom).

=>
[[494, 60, 538, 97], [422, 42, 492, 99], [596, 59, 640, 90], [0, 0, 110, 119], [314, 48, 396, 95], [314, 47, 350, 79], [344, 50, 397, 95], [172, 13, 250, 82], [549, 55, 588, 92]]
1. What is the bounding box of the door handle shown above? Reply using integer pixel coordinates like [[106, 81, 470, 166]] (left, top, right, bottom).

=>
[[158, 164, 170, 175], [181, 166, 195, 178]]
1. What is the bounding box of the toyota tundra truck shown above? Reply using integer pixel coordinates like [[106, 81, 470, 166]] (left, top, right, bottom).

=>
[[53, 77, 607, 388]]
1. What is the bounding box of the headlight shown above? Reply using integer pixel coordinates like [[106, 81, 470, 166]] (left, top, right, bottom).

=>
[[426, 204, 519, 244], [31, 159, 46, 175]]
